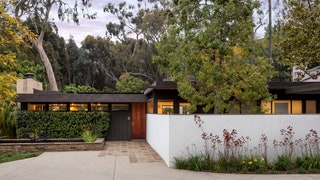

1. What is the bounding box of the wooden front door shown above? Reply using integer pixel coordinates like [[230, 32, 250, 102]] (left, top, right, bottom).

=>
[[131, 103, 146, 139]]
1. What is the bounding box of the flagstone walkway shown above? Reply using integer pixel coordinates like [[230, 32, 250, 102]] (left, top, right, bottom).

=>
[[98, 140, 163, 163]]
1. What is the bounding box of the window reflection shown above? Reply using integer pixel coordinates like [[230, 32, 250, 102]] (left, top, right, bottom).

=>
[[69, 103, 88, 112], [28, 103, 46, 111], [158, 100, 173, 114], [49, 104, 67, 112], [91, 103, 109, 111]]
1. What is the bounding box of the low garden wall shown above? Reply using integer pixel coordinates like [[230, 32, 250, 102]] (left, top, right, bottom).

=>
[[146, 114, 320, 167], [0, 138, 105, 155]]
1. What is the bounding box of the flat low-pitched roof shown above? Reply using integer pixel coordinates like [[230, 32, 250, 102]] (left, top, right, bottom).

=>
[[15, 91, 147, 103], [268, 82, 320, 94], [144, 81, 177, 94]]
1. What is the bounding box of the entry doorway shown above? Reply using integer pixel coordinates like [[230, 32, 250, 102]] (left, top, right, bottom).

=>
[[107, 104, 131, 141], [131, 102, 146, 139]]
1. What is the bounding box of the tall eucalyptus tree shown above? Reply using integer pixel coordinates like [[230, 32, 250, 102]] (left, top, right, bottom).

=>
[[13, 0, 95, 91]]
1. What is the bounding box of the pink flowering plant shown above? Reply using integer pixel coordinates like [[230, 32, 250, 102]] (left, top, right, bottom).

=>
[[174, 115, 320, 174]]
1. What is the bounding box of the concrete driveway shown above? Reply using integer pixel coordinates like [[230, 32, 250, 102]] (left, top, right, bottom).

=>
[[0, 141, 319, 180]]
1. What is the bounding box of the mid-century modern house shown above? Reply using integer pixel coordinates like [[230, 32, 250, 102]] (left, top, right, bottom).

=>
[[15, 74, 320, 140]]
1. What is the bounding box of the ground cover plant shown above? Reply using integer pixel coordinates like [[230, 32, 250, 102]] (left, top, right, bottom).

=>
[[81, 129, 98, 142], [174, 115, 320, 174], [0, 151, 43, 164]]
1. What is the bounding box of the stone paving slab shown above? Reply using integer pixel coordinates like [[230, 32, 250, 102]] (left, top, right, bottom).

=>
[[99, 140, 163, 163]]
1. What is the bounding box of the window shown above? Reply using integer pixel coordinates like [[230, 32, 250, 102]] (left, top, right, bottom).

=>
[[274, 101, 290, 114], [162, 105, 173, 114], [112, 104, 129, 111], [28, 103, 46, 111], [291, 100, 302, 114], [261, 101, 271, 114], [70, 103, 88, 112], [91, 103, 109, 111], [158, 100, 173, 114], [49, 104, 67, 112], [306, 100, 316, 114], [179, 102, 190, 114], [147, 100, 154, 113], [263, 100, 303, 114]]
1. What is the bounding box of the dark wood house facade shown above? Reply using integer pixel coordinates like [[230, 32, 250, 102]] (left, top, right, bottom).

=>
[[266, 82, 320, 114], [15, 91, 147, 140], [15, 80, 320, 140]]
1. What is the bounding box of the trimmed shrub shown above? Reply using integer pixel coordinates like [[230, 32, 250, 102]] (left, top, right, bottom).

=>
[[16, 111, 110, 138]]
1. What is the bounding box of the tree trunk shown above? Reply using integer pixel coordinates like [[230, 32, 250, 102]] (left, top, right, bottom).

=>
[[35, 43, 59, 91]]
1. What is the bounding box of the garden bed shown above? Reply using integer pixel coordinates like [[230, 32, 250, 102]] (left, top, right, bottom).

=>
[[0, 138, 105, 155]]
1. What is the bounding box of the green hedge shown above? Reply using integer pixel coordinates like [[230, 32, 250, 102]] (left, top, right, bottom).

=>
[[16, 111, 110, 138]]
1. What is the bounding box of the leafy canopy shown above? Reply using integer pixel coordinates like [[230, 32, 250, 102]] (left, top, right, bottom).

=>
[[279, 0, 320, 80], [154, 0, 274, 113], [12, 0, 96, 91], [116, 73, 149, 93], [0, 1, 35, 103], [63, 84, 98, 94]]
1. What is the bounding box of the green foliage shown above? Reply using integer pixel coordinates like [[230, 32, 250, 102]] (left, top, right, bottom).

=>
[[63, 84, 98, 93], [174, 115, 320, 174], [104, 0, 168, 43], [174, 154, 213, 172], [301, 156, 320, 171], [116, 73, 149, 93], [0, 102, 16, 138], [154, 0, 274, 113], [297, 167, 307, 174], [15, 111, 110, 139], [213, 164, 223, 173], [273, 155, 294, 171], [0, 151, 43, 164], [216, 156, 243, 173], [79, 36, 118, 90], [174, 156, 189, 169], [308, 168, 320, 174], [16, 60, 47, 86], [103, 1, 165, 87], [0, 2, 35, 103], [66, 38, 79, 85], [242, 156, 267, 172], [13, 0, 96, 91], [78, 34, 159, 91], [279, 0, 320, 79], [81, 130, 98, 142]]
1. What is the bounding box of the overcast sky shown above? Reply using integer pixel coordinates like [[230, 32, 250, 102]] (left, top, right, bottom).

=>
[[54, 0, 270, 46], [53, 0, 121, 46]]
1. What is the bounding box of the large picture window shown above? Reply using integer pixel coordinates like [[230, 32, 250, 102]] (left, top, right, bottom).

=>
[[273, 101, 290, 114], [158, 100, 173, 114], [179, 102, 190, 114], [28, 103, 46, 111], [263, 100, 303, 114]]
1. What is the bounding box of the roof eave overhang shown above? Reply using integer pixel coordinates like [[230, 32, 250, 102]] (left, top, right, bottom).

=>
[[285, 83, 320, 94]]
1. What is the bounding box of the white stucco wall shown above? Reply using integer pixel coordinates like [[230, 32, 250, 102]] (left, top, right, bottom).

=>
[[146, 114, 170, 166], [147, 114, 320, 167]]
